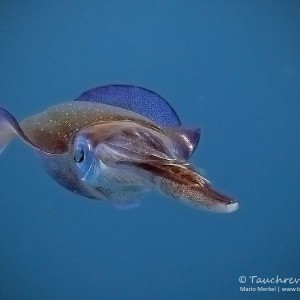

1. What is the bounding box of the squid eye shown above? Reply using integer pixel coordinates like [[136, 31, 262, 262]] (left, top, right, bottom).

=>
[[74, 147, 85, 163]]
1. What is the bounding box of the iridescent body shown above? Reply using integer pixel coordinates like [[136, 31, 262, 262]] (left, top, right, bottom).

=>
[[0, 85, 238, 212]]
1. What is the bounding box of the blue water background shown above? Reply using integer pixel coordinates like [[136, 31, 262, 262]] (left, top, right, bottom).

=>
[[0, 1, 299, 299]]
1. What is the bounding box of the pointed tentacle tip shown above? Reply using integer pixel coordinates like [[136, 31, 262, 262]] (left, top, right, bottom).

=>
[[213, 199, 239, 213]]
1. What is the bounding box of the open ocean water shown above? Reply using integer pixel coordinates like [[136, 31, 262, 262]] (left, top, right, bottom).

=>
[[0, 1, 299, 299]]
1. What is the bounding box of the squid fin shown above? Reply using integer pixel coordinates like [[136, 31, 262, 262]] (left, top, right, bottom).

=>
[[0, 107, 45, 154]]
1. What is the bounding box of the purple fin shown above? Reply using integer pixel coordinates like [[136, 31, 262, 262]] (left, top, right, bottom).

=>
[[0, 107, 47, 154], [74, 84, 181, 126]]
